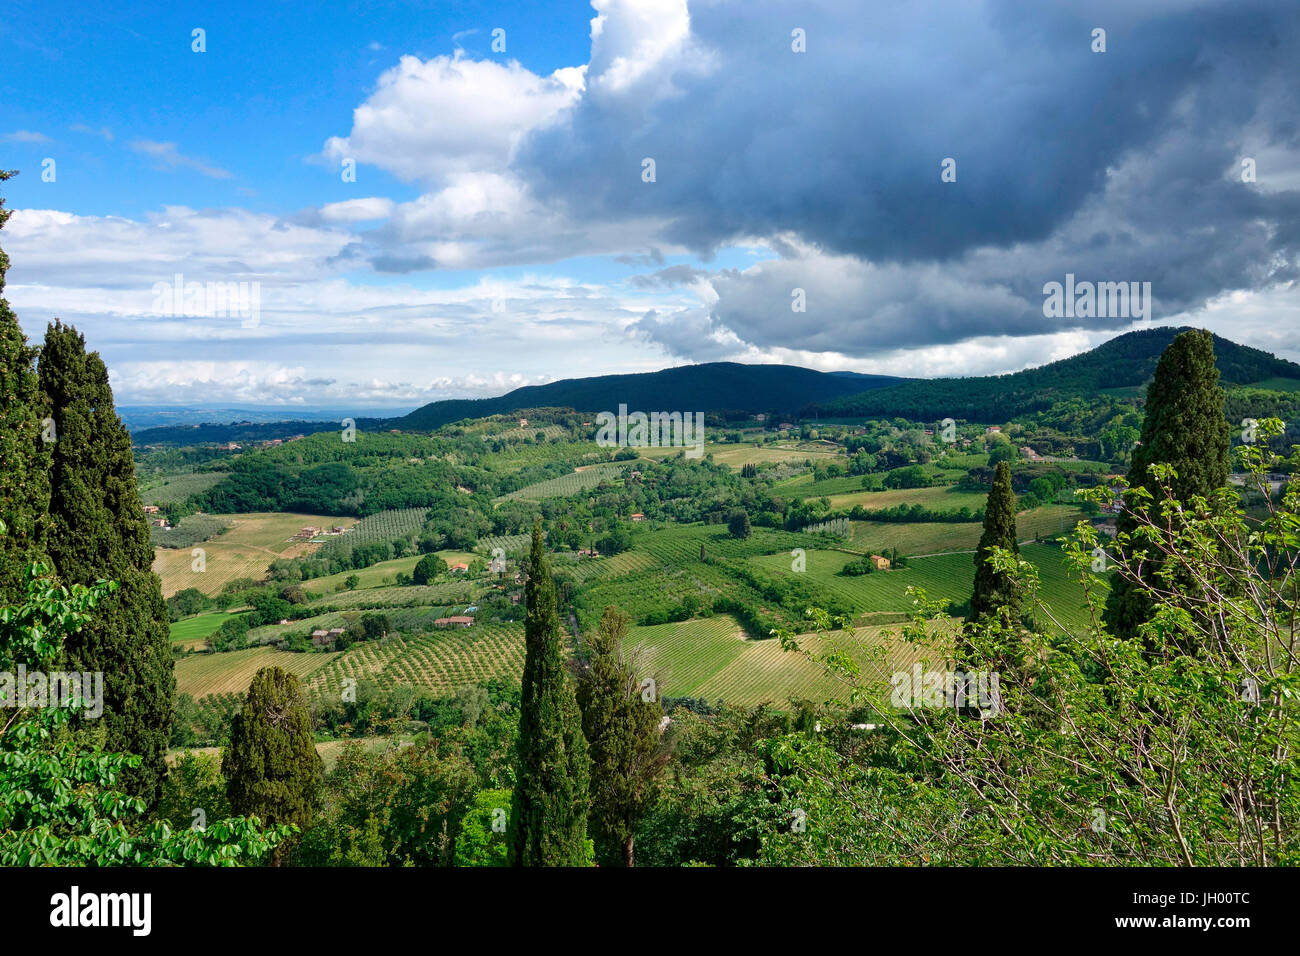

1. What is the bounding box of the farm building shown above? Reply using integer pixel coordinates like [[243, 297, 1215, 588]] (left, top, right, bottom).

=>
[[631, 513, 646, 522], [869, 554, 892, 570], [142, 504, 160, 514], [435, 616, 475, 628]]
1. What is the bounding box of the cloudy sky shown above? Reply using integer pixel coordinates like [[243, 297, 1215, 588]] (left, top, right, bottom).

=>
[[2, 0, 1298, 409]]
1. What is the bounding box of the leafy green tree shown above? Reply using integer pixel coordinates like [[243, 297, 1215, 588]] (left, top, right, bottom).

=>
[[0, 171, 49, 603], [507, 521, 591, 866], [761, 441, 1299, 865], [222, 666, 322, 862], [968, 460, 1020, 625], [0, 554, 289, 865], [576, 606, 667, 866], [987, 439, 1016, 466], [454, 788, 512, 866], [728, 509, 752, 539], [1104, 329, 1231, 649], [413, 552, 447, 584], [38, 321, 174, 805], [156, 751, 232, 831]]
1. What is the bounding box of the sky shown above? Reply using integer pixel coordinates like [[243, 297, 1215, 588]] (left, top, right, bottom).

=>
[[1, 0, 1298, 410]]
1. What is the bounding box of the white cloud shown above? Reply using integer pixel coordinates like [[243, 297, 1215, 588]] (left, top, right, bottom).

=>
[[322, 52, 584, 185]]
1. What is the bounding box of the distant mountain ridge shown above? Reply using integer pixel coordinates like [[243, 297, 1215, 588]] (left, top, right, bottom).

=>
[[810, 327, 1300, 422], [128, 329, 1300, 445], [390, 362, 907, 431]]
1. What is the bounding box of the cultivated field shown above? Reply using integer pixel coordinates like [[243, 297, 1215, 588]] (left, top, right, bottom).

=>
[[306, 623, 527, 699], [625, 615, 948, 707], [153, 512, 357, 597], [496, 462, 630, 502], [139, 471, 227, 506], [174, 646, 336, 700]]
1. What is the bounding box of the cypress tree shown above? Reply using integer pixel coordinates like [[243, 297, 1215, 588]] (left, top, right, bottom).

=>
[[575, 605, 666, 867], [507, 520, 590, 866], [0, 170, 50, 602], [223, 666, 321, 863], [968, 460, 1020, 625], [1103, 328, 1230, 647], [38, 321, 174, 804]]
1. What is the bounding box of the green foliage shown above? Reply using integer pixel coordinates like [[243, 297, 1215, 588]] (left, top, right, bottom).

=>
[[413, 552, 448, 584], [454, 788, 512, 866], [222, 666, 322, 835], [1105, 329, 1231, 646], [968, 460, 1020, 625], [0, 171, 50, 604], [576, 607, 667, 866], [0, 562, 288, 865], [39, 321, 175, 805], [507, 521, 591, 865], [728, 509, 752, 539]]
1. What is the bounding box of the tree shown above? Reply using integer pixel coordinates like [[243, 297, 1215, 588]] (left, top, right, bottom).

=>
[[222, 666, 322, 863], [575, 606, 667, 866], [413, 553, 447, 584], [1104, 329, 1231, 649], [0, 552, 288, 865], [987, 439, 1016, 467], [968, 461, 1020, 625], [0, 170, 50, 603], [728, 509, 752, 539], [506, 520, 591, 866], [454, 789, 512, 867], [38, 321, 174, 806]]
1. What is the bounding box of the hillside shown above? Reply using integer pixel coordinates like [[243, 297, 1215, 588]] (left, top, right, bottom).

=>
[[391, 363, 907, 431], [810, 327, 1300, 422]]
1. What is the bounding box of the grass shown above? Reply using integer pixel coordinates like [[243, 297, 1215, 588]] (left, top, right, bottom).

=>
[[625, 615, 947, 707], [153, 512, 357, 598], [306, 623, 527, 699], [169, 611, 243, 645], [139, 471, 228, 506], [849, 504, 1086, 556], [495, 462, 630, 502], [707, 444, 842, 469], [174, 646, 336, 700], [825, 485, 990, 512]]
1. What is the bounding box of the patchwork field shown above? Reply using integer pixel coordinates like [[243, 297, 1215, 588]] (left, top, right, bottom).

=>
[[849, 504, 1086, 555], [625, 615, 949, 708], [707, 443, 843, 469], [139, 471, 228, 506], [169, 611, 243, 647], [496, 462, 630, 502], [153, 512, 356, 597], [305, 623, 527, 700], [174, 645, 336, 700]]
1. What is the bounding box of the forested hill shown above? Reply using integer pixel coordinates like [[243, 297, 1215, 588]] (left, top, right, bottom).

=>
[[809, 328, 1300, 422], [391, 363, 907, 431]]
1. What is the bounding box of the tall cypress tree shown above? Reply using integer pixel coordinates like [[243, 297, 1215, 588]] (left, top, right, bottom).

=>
[[223, 666, 321, 861], [1103, 329, 1230, 646], [507, 520, 590, 866], [576, 605, 666, 867], [968, 460, 1020, 625], [38, 321, 175, 805], [0, 170, 50, 602]]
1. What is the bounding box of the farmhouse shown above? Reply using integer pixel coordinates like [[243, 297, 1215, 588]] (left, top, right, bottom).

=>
[[631, 512, 646, 522], [435, 615, 475, 628], [450, 562, 470, 574], [142, 505, 160, 514], [869, 554, 892, 570]]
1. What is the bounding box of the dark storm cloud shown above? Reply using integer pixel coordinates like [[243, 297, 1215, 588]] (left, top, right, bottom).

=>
[[513, 0, 1299, 358]]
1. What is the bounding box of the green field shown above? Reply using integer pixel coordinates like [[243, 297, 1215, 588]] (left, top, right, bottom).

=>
[[153, 512, 358, 598], [139, 471, 228, 505], [169, 611, 243, 646], [495, 462, 630, 502], [850, 504, 1086, 556], [625, 615, 947, 707], [175, 646, 336, 700]]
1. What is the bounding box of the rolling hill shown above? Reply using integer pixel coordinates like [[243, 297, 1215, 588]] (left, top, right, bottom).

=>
[[390, 363, 908, 431], [809, 327, 1300, 422]]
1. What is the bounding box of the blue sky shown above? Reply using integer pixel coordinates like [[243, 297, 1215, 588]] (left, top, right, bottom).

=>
[[1, 0, 1297, 410]]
